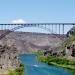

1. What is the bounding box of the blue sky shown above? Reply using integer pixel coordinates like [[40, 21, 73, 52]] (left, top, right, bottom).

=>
[[0, 0, 75, 33]]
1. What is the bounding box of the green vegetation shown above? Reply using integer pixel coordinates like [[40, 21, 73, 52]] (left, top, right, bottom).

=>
[[63, 35, 75, 47], [37, 51, 75, 70], [7, 64, 24, 75], [37, 31, 75, 70], [56, 35, 75, 51]]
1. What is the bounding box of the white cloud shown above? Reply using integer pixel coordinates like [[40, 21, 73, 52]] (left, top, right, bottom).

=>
[[11, 19, 27, 23]]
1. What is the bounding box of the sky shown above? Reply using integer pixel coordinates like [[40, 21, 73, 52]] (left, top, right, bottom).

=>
[[0, 0, 75, 33]]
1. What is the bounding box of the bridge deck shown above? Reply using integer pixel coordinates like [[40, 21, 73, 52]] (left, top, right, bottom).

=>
[[0, 23, 75, 25]]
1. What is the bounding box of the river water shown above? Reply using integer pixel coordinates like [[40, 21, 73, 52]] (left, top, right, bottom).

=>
[[19, 54, 75, 75]]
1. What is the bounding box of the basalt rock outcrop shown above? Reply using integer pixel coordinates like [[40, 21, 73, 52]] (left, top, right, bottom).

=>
[[44, 49, 65, 56], [67, 26, 75, 37], [65, 44, 75, 57], [0, 44, 20, 70]]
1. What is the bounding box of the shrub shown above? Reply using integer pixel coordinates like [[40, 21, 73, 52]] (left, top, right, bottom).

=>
[[7, 64, 24, 75]]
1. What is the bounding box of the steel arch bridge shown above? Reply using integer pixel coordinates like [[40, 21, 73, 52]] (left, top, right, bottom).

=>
[[0, 23, 75, 40]]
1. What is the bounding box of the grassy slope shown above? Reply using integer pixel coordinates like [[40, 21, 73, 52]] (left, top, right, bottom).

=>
[[56, 35, 75, 51], [37, 53, 75, 70], [7, 64, 24, 75]]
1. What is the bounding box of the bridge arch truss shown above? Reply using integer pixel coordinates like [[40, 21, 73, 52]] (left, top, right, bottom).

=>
[[0, 23, 75, 40]]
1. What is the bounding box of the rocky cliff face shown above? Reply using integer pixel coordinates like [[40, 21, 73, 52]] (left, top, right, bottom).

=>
[[0, 31, 65, 53], [65, 44, 75, 57], [0, 45, 20, 70], [67, 26, 75, 37]]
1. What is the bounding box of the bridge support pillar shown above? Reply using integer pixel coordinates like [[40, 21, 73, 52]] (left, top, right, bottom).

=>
[[63, 24, 64, 35], [59, 24, 60, 35]]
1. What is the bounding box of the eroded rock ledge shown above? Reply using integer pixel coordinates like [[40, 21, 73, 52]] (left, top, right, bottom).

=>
[[0, 44, 20, 70]]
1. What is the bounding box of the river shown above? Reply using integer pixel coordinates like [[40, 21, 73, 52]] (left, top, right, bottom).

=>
[[19, 54, 75, 75]]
